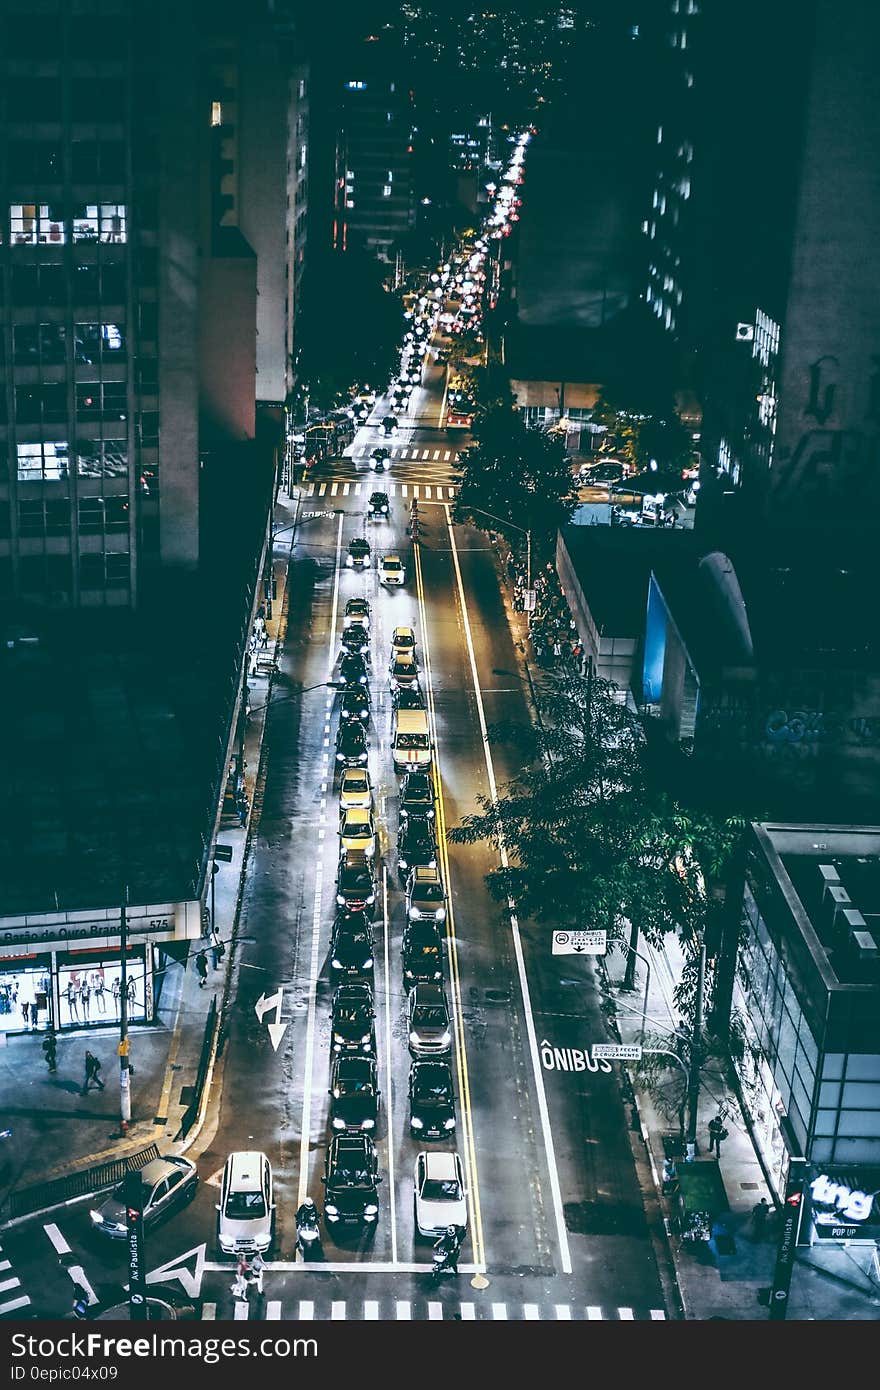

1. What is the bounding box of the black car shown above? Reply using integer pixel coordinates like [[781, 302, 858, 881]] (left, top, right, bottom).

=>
[[400, 770, 435, 820], [335, 853, 376, 916], [408, 1060, 456, 1138], [402, 920, 444, 986], [397, 814, 437, 879], [368, 492, 390, 518], [329, 1055, 380, 1133], [330, 912, 374, 977], [347, 537, 371, 568], [339, 652, 368, 687], [381, 415, 397, 435], [392, 685, 426, 712], [335, 720, 368, 768], [341, 623, 370, 656], [344, 597, 371, 627], [322, 1134, 381, 1228], [370, 448, 390, 472], [330, 982, 376, 1054], [339, 687, 370, 724]]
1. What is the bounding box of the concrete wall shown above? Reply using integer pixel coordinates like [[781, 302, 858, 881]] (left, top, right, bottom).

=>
[[556, 531, 639, 695], [199, 255, 257, 442]]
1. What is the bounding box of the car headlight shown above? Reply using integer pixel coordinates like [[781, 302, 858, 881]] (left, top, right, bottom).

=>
[[411, 1116, 424, 1129], [332, 1117, 346, 1130], [90, 1210, 106, 1225], [359, 675, 367, 685], [439, 1031, 451, 1046], [362, 1119, 375, 1130], [331, 957, 343, 969], [428, 858, 436, 869], [336, 894, 345, 906], [360, 1033, 371, 1045], [366, 893, 375, 905], [404, 968, 413, 979], [346, 556, 353, 566], [255, 1233, 269, 1246], [362, 957, 374, 969], [324, 1204, 339, 1218], [408, 907, 419, 920], [336, 753, 345, 762], [358, 752, 367, 762], [363, 1204, 378, 1216], [435, 909, 445, 919], [410, 1031, 420, 1044]]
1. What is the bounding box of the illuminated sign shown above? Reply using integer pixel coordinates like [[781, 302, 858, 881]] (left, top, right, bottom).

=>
[[807, 1169, 880, 1240]]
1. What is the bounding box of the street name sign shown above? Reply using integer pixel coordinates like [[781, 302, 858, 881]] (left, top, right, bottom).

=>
[[592, 1043, 643, 1061], [552, 929, 607, 955]]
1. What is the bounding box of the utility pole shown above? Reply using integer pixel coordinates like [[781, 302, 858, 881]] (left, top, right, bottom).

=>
[[685, 939, 706, 1160], [119, 888, 131, 1133]]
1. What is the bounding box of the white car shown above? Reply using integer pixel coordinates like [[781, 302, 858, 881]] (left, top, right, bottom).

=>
[[379, 554, 405, 586], [339, 767, 373, 812], [390, 626, 416, 659], [413, 1150, 467, 1238], [339, 807, 377, 858], [216, 1151, 275, 1255]]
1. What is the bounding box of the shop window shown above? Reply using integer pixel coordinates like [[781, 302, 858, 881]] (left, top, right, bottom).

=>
[[57, 956, 146, 1027], [17, 441, 69, 482], [10, 204, 66, 246], [0, 964, 53, 1031]]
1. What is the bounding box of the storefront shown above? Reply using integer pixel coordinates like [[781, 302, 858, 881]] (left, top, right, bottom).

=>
[[0, 901, 201, 1036]]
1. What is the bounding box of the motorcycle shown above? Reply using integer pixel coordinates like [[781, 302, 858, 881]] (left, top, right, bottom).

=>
[[296, 1209, 322, 1260], [430, 1247, 459, 1284]]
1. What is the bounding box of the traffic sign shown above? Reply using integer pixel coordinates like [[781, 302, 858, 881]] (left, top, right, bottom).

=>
[[592, 1043, 643, 1061], [552, 930, 607, 955]]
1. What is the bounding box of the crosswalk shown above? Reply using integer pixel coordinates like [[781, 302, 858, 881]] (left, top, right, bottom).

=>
[[0, 1239, 30, 1316], [302, 480, 457, 500], [200, 1297, 667, 1322], [345, 446, 460, 463]]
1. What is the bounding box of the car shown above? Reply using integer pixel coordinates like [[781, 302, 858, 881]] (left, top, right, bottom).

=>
[[347, 537, 371, 568], [215, 1151, 274, 1255], [367, 491, 390, 518], [390, 626, 416, 659], [335, 720, 368, 769], [402, 919, 444, 986], [322, 1134, 381, 1228], [408, 981, 452, 1056], [379, 553, 405, 586], [330, 911, 375, 976], [339, 767, 372, 811], [393, 685, 426, 712], [414, 1150, 467, 1238], [335, 851, 376, 916], [344, 597, 371, 629], [408, 1060, 456, 1138], [400, 771, 435, 821], [397, 814, 437, 878], [406, 865, 446, 923], [339, 651, 368, 687], [330, 981, 376, 1054], [370, 448, 390, 472], [339, 687, 370, 724], [381, 415, 397, 435], [339, 807, 377, 858], [340, 622, 370, 658], [329, 1055, 380, 1132], [389, 652, 419, 690], [579, 461, 624, 485], [90, 1156, 198, 1239]]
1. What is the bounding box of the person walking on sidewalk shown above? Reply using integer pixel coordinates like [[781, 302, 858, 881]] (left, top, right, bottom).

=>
[[42, 1030, 58, 1074], [751, 1197, 770, 1237], [195, 951, 209, 988], [707, 1113, 728, 1156], [81, 1050, 104, 1095], [210, 930, 225, 971]]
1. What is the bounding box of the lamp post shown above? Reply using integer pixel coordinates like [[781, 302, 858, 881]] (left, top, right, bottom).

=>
[[463, 504, 531, 590], [615, 936, 651, 1041]]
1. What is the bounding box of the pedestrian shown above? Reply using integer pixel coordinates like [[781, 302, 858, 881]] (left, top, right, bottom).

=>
[[260, 625, 269, 650], [249, 1251, 266, 1295], [195, 951, 209, 988], [707, 1114, 728, 1156], [42, 1031, 57, 1073], [553, 640, 562, 663], [751, 1197, 770, 1237], [569, 617, 577, 633], [661, 1157, 678, 1195], [231, 1256, 251, 1300], [81, 1050, 104, 1095], [210, 931, 225, 970], [534, 641, 544, 665], [257, 603, 266, 622]]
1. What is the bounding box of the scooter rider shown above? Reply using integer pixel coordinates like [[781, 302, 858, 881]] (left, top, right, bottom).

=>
[[295, 1196, 321, 1255], [433, 1224, 462, 1275]]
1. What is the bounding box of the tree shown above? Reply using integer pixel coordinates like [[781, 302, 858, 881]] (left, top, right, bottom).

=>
[[453, 404, 578, 547], [298, 250, 401, 405]]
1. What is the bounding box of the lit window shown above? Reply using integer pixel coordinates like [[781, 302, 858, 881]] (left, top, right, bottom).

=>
[[346, 80, 367, 91], [299, 143, 307, 170], [211, 101, 222, 127], [382, 185, 392, 198], [345, 199, 355, 209], [386, 171, 393, 183], [657, 125, 663, 144], [10, 203, 65, 245], [17, 440, 69, 482]]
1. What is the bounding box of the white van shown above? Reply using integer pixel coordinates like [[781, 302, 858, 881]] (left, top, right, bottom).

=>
[[392, 708, 432, 772], [216, 1150, 275, 1255]]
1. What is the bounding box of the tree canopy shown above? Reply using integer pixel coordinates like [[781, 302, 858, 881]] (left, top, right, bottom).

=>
[[297, 249, 401, 407], [453, 403, 578, 545]]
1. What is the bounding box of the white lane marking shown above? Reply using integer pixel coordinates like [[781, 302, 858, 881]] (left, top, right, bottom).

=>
[[202, 1303, 216, 1319], [332, 1301, 346, 1319], [299, 1301, 314, 1319], [233, 1301, 249, 1319], [444, 451, 452, 460], [343, 483, 350, 495], [433, 450, 441, 460], [524, 1304, 540, 1319], [364, 1301, 379, 1320], [618, 1307, 634, 1320], [389, 484, 397, 495], [445, 504, 572, 1275], [330, 482, 338, 496], [0, 1278, 20, 1293], [424, 486, 432, 499], [382, 867, 397, 1265], [297, 511, 345, 1211], [400, 448, 409, 459], [354, 484, 362, 495], [266, 1302, 281, 1319], [651, 1309, 667, 1319], [492, 1303, 507, 1319], [428, 1302, 443, 1320], [0, 1296, 30, 1314], [421, 449, 430, 459], [67, 1265, 99, 1305], [44, 1223, 70, 1255], [401, 484, 408, 497], [0, 1261, 10, 1271], [586, 1306, 603, 1319], [396, 1301, 412, 1320], [306, 483, 315, 495], [460, 1303, 475, 1320], [318, 483, 327, 496], [556, 1305, 572, 1320]]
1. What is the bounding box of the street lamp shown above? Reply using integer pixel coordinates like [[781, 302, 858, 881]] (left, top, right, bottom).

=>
[[461, 504, 531, 590]]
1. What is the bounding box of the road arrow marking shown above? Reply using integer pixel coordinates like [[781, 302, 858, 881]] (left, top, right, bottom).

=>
[[267, 1022, 288, 1052], [145, 1244, 206, 1298], [254, 989, 283, 1023]]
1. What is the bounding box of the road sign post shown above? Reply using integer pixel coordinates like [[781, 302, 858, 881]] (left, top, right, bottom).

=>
[[768, 1157, 808, 1320], [551, 930, 607, 955], [124, 1168, 147, 1321]]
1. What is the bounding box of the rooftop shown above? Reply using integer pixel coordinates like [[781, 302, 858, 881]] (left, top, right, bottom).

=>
[[560, 523, 695, 636]]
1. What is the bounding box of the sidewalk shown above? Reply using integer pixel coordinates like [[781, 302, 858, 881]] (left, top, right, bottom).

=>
[[0, 495, 297, 1219]]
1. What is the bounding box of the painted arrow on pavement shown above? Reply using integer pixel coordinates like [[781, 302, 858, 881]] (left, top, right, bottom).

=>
[[145, 1244, 206, 1298], [254, 988, 288, 1051]]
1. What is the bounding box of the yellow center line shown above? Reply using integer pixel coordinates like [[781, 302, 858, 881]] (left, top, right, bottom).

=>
[[413, 536, 485, 1270]]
